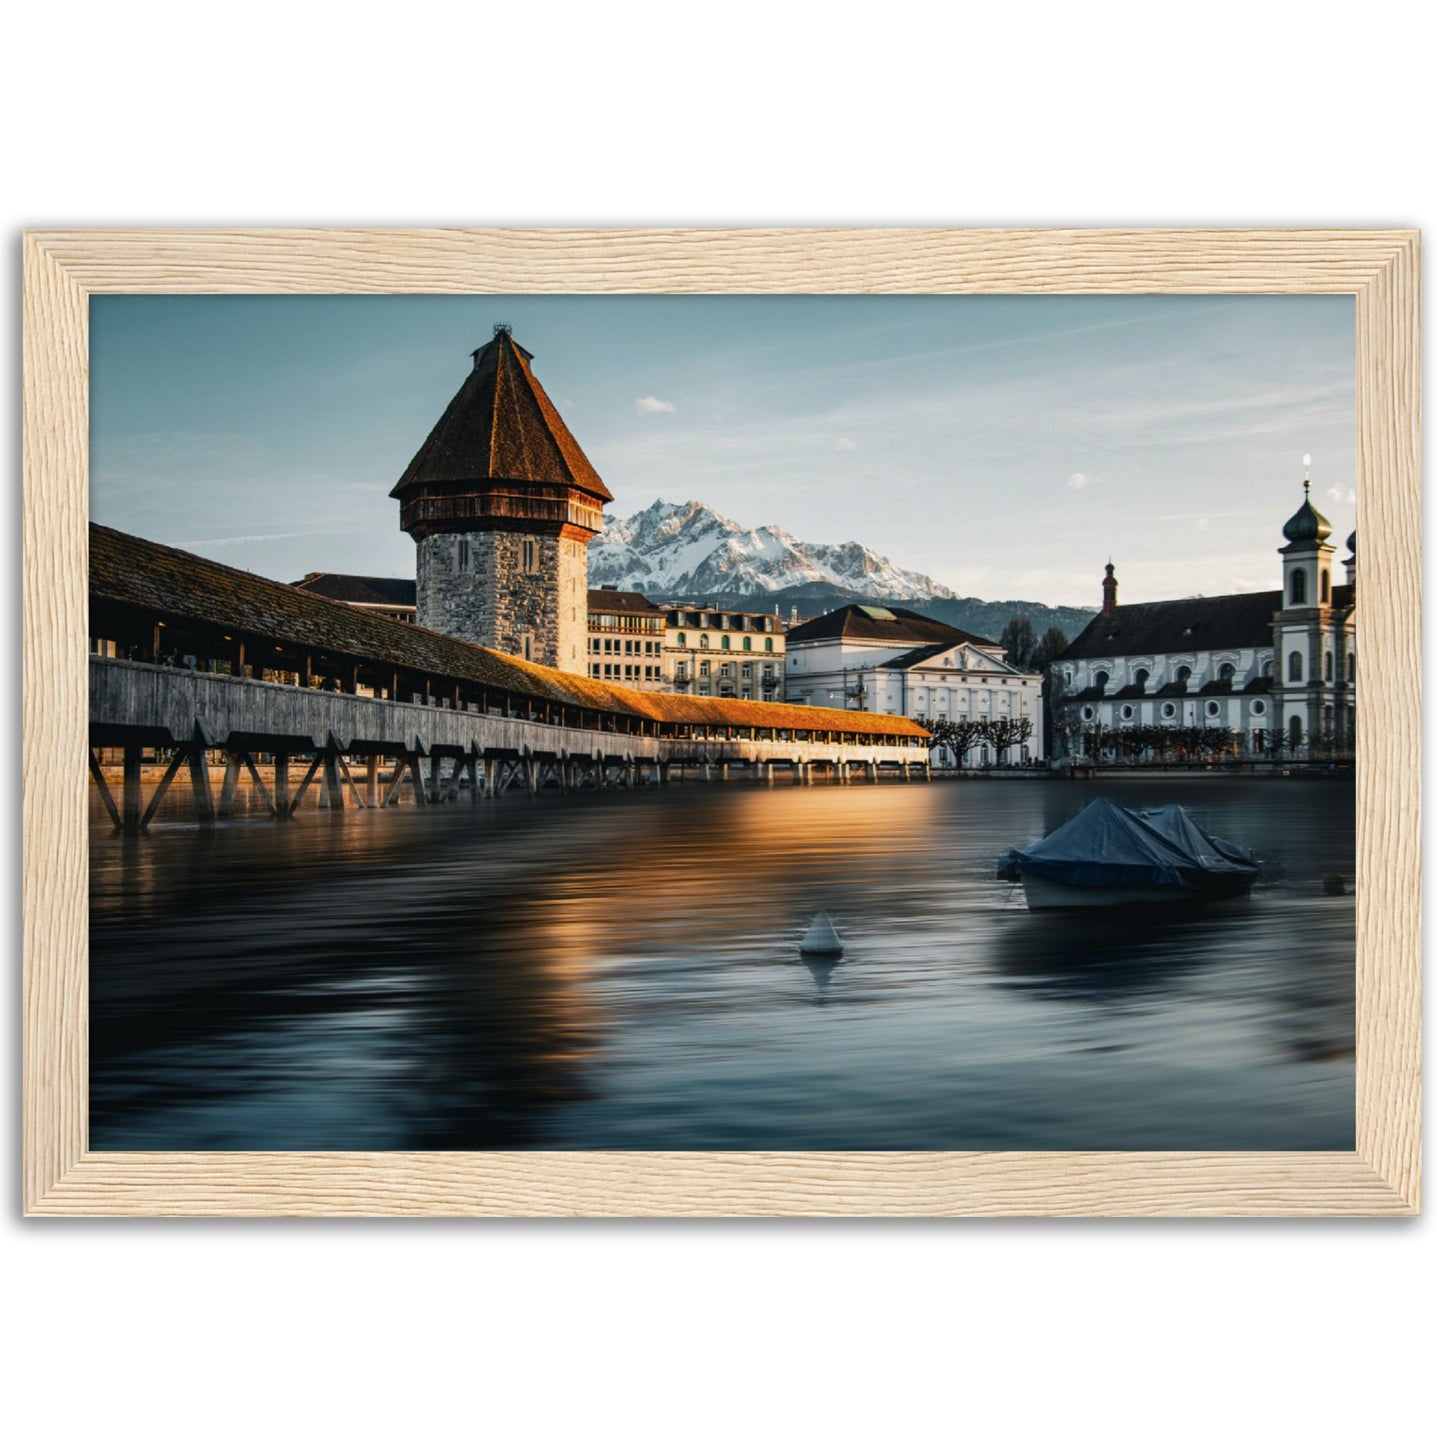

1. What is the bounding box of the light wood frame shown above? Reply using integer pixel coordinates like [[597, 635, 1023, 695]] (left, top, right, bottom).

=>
[[23, 228, 1421, 1216]]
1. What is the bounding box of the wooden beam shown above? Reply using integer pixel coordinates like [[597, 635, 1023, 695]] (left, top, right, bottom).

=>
[[239, 751, 278, 816], [286, 752, 325, 816], [122, 744, 142, 830], [87, 748, 121, 830], [139, 746, 189, 828], [188, 743, 215, 820], [334, 751, 368, 810]]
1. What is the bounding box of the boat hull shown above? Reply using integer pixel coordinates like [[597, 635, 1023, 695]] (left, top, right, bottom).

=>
[[1019, 873, 1255, 911]]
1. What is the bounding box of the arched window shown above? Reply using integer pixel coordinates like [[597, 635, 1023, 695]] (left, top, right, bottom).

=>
[[764, 638, 773, 653], [743, 636, 752, 651], [1134, 667, 1149, 687], [676, 632, 686, 647], [1324, 652, 1334, 681], [1094, 669, 1109, 689], [1174, 664, 1191, 684], [1323, 704, 1335, 735], [699, 634, 709, 648], [1321, 569, 1330, 602], [1288, 651, 1303, 682], [1262, 656, 1274, 677], [1288, 715, 1303, 746], [1347, 653, 1355, 682], [721, 635, 731, 650], [1218, 662, 1236, 685], [1289, 569, 1306, 605]]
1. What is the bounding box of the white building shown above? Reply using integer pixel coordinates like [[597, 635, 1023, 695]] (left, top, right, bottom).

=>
[[783, 604, 1044, 766], [1054, 482, 1356, 759]]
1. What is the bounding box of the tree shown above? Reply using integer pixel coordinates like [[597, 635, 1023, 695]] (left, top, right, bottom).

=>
[[1028, 627, 1071, 754], [999, 616, 1037, 670], [1029, 627, 1071, 672]]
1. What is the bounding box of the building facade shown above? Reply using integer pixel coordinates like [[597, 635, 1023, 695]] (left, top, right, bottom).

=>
[[389, 327, 612, 675], [1053, 484, 1356, 760], [783, 604, 1043, 766], [587, 588, 668, 689], [663, 605, 784, 701]]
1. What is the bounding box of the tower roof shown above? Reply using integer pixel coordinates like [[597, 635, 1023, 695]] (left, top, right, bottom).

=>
[[390, 330, 613, 503], [1281, 482, 1332, 545]]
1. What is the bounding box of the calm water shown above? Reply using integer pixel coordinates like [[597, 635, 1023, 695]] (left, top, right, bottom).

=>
[[89, 777, 1355, 1151]]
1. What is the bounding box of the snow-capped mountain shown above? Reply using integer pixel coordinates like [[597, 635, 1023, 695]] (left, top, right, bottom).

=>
[[588, 499, 959, 602]]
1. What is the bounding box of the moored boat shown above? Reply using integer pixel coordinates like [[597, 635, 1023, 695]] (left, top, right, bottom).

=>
[[998, 798, 1260, 910]]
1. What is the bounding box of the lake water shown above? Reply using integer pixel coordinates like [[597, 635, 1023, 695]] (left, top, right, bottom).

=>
[[89, 776, 1355, 1151]]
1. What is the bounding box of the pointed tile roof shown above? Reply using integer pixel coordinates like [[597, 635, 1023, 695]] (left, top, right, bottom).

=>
[[390, 331, 613, 503]]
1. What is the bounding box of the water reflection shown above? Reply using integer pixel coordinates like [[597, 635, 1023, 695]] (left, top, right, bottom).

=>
[[90, 777, 1356, 1151]]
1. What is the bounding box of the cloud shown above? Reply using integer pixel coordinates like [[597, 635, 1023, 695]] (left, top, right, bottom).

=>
[[1066, 472, 1093, 489], [635, 396, 676, 415], [1326, 485, 1357, 503], [835, 436, 859, 451]]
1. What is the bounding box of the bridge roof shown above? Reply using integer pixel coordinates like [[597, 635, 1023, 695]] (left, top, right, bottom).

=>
[[90, 525, 926, 740], [390, 330, 613, 504]]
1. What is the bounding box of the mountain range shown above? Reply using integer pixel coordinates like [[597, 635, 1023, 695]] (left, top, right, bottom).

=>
[[588, 500, 1096, 642]]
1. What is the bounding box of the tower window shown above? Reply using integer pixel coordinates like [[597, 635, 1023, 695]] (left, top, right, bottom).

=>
[[457, 538, 470, 571], [522, 539, 537, 573], [1347, 653, 1355, 682], [1321, 569, 1330, 602], [1288, 651, 1303, 682], [1289, 568, 1306, 605], [1324, 652, 1334, 681]]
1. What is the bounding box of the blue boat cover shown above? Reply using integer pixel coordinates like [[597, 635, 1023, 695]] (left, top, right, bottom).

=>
[[1002, 798, 1259, 891]]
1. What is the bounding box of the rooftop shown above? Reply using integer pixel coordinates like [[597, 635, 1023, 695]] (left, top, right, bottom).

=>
[[390, 330, 613, 504], [786, 603, 997, 649]]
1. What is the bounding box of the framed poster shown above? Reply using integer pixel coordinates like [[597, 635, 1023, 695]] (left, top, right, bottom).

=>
[[22, 228, 1420, 1214]]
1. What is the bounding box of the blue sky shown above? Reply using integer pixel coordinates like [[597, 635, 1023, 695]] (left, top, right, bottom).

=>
[[89, 293, 1356, 608]]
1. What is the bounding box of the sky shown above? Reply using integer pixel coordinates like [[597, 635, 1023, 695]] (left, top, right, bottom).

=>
[[89, 293, 1356, 608]]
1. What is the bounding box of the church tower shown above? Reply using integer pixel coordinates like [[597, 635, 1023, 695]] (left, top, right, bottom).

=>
[[391, 327, 612, 675], [1272, 459, 1336, 750]]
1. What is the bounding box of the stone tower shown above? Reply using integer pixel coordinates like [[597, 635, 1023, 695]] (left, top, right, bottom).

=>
[[391, 327, 612, 674], [1273, 468, 1336, 748]]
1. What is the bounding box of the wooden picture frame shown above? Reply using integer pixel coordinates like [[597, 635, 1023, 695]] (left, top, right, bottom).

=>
[[23, 228, 1421, 1216]]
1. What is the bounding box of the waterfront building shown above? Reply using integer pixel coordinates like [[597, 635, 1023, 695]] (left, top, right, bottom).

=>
[[783, 603, 1044, 766], [663, 604, 785, 701], [293, 573, 417, 624], [1054, 481, 1356, 759], [587, 587, 668, 689], [389, 326, 612, 675]]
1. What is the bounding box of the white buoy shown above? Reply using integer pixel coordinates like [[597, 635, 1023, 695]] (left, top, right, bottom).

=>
[[800, 909, 843, 957]]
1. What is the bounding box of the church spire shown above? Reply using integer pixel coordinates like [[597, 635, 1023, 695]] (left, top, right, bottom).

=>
[[1102, 560, 1118, 615]]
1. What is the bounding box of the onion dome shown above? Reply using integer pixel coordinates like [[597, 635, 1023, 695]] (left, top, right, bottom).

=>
[[1282, 484, 1333, 545], [1346, 530, 1357, 554]]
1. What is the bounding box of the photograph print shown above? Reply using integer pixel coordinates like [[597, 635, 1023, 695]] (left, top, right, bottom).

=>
[[86, 292, 1357, 1152]]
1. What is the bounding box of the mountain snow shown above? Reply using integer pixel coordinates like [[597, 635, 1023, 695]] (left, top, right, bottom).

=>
[[588, 499, 958, 601]]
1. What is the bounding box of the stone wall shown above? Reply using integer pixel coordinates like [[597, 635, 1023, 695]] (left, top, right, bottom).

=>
[[416, 530, 588, 675]]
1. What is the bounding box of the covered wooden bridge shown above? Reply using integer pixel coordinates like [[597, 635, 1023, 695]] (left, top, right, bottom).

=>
[[89, 525, 932, 829]]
